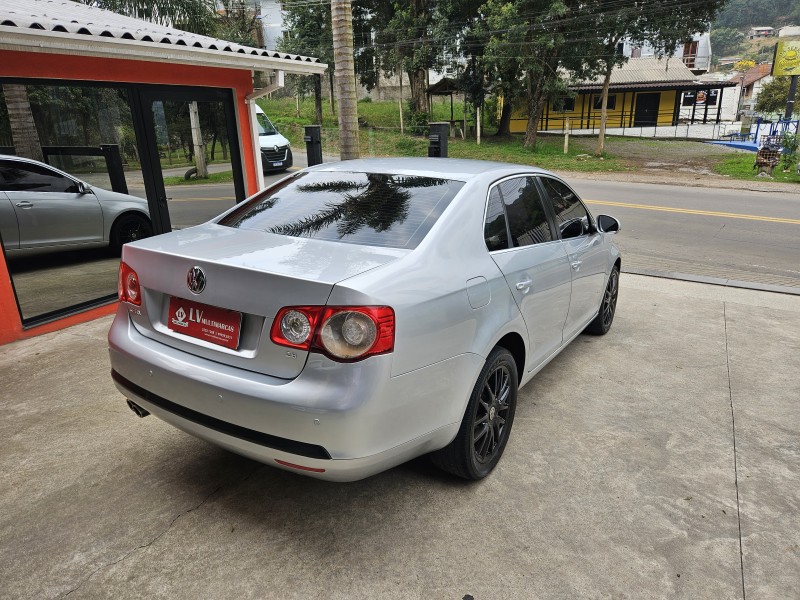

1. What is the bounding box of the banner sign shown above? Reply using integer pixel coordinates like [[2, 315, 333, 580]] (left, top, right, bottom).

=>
[[772, 41, 800, 77]]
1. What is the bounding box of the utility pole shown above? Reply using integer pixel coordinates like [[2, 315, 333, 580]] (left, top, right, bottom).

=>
[[331, 0, 359, 159], [786, 75, 798, 120]]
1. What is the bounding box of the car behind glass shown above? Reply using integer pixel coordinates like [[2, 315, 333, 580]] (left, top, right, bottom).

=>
[[109, 158, 620, 481]]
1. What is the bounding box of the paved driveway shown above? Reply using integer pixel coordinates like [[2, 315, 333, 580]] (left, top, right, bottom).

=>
[[1, 275, 798, 599]]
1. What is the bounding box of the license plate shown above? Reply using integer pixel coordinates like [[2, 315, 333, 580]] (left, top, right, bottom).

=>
[[271, 161, 283, 167], [168, 297, 242, 350]]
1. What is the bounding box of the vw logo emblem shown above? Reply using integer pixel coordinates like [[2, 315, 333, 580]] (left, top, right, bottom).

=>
[[187, 266, 206, 294]]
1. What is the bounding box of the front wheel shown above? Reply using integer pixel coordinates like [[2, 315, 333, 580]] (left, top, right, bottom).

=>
[[585, 265, 619, 335], [110, 213, 152, 255], [431, 347, 518, 480]]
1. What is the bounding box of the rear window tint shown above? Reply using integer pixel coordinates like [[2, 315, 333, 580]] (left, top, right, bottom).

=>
[[218, 171, 464, 249]]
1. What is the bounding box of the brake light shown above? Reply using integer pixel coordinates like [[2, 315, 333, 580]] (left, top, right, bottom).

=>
[[270, 306, 395, 362], [118, 261, 141, 306]]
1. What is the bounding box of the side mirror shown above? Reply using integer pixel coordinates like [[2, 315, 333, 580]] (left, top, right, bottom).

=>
[[596, 214, 620, 234], [76, 181, 92, 194]]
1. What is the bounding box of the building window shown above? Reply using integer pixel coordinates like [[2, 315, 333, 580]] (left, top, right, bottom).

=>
[[593, 95, 616, 110], [682, 41, 699, 68], [552, 97, 575, 112]]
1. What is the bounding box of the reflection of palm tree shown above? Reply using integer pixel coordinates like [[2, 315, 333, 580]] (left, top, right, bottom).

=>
[[269, 174, 448, 240]]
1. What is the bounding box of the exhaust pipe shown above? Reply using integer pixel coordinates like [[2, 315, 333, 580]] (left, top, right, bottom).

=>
[[126, 399, 150, 418]]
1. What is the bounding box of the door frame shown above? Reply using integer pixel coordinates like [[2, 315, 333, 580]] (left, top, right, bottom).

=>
[[130, 84, 247, 236]]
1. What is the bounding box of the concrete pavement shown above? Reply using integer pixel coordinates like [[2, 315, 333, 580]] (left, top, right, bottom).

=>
[[1, 275, 798, 599]]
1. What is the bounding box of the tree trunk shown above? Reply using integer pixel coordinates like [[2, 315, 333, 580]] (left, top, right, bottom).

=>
[[331, 0, 360, 160], [409, 68, 428, 114], [595, 58, 614, 157], [2, 83, 43, 161], [495, 94, 513, 137], [523, 71, 545, 149], [314, 74, 323, 125]]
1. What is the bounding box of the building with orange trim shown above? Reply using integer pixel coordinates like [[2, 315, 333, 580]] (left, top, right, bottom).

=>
[[0, 0, 325, 345]]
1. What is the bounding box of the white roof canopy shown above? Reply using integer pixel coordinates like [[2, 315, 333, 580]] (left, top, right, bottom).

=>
[[0, 0, 326, 76]]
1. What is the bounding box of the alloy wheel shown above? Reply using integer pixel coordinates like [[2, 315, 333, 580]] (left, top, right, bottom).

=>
[[472, 364, 512, 463]]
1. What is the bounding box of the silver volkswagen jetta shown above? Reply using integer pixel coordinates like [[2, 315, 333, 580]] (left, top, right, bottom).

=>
[[109, 158, 620, 481]]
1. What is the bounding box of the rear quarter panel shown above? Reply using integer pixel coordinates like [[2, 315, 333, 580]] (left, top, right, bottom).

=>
[[327, 177, 528, 380]]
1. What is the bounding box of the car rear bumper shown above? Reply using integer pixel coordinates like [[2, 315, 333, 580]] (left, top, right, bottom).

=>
[[108, 308, 480, 481]]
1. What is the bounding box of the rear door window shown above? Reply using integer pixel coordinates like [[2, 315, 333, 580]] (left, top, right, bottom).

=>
[[484, 176, 554, 251], [219, 171, 464, 249]]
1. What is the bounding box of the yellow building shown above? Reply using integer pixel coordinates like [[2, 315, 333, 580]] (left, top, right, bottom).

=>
[[510, 57, 736, 133]]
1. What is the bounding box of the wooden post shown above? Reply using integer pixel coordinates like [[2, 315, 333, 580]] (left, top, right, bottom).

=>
[[189, 101, 208, 178], [399, 70, 404, 134], [477, 106, 481, 145], [564, 118, 570, 154]]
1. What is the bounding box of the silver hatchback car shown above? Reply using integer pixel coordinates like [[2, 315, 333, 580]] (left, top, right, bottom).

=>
[[109, 158, 620, 481]]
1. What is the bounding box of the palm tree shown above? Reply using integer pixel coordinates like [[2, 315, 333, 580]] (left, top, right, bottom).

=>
[[1, 84, 43, 161], [331, 0, 360, 160]]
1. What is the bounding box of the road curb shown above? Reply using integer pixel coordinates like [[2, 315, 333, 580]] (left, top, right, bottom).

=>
[[623, 267, 800, 297]]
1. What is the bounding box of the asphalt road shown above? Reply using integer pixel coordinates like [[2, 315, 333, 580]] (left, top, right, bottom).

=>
[[567, 178, 800, 291], [158, 172, 800, 292]]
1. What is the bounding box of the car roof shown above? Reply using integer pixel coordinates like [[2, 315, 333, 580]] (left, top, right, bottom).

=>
[[306, 157, 553, 182]]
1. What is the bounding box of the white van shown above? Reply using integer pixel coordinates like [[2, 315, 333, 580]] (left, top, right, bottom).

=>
[[255, 105, 292, 173]]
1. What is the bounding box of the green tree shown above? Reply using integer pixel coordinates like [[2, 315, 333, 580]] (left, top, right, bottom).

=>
[[278, 2, 332, 123], [81, 0, 216, 35], [710, 27, 744, 57], [587, 0, 728, 156], [755, 77, 791, 114]]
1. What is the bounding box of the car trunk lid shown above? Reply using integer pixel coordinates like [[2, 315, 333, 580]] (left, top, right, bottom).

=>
[[122, 224, 407, 379]]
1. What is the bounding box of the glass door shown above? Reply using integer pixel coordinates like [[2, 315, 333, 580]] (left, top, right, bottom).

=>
[[134, 86, 246, 236]]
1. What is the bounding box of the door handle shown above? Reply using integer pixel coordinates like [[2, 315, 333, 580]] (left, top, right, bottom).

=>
[[516, 277, 532, 291], [15, 201, 33, 209], [571, 260, 582, 270]]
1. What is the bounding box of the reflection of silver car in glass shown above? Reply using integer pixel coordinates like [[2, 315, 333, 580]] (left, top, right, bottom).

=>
[[109, 158, 621, 482], [0, 155, 151, 256]]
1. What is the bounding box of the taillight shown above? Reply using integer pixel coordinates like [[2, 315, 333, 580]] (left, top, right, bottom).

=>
[[270, 306, 323, 350], [118, 261, 141, 306], [270, 306, 394, 362]]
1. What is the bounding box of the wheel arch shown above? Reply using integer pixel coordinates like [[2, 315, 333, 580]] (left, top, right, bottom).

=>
[[494, 331, 526, 384], [109, 209, 151, 240]]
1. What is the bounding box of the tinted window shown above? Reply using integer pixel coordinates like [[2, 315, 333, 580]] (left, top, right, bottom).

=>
[[540, 177, 590, 239], [495, 176, 553, 248], [219, 171, 464, 249], [0, 160, 78, 193], [484, 188, 509, 251]]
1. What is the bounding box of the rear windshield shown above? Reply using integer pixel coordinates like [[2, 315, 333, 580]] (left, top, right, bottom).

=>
[[218, 171, 464, 249]]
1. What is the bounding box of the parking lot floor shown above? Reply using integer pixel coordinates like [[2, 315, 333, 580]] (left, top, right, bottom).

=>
[[1, 274, 798, 600]]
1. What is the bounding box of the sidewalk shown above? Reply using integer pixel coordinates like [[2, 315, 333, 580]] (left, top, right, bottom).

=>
[[1, 275, 798, 599]]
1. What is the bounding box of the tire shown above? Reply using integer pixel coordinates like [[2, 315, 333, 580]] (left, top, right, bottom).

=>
[[585, 265, 619, 335], [110, 213, 153, 255], [431, 347, 518, 480]]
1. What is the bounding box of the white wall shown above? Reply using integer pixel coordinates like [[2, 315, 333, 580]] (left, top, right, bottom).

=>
[[259, 0, 283, 51]]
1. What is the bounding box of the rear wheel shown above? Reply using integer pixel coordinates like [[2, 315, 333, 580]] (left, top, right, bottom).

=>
[[585, 265, 619, 335], [432, 347, 518, 480], [110, 213, 152, 255]]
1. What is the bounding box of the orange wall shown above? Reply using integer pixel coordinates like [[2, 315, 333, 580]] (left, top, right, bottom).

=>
[[0, 50, 256, 344]]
